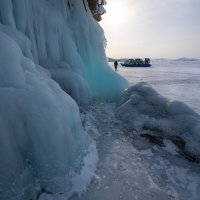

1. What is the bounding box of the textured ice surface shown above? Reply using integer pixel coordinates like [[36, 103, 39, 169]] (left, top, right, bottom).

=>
[[0, 0, 128, 199], [0, 31, 89, 199], [116, 82, 200, 155], [72, 102, 200, 200]]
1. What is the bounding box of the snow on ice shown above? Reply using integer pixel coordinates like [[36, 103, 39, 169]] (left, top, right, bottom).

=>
[[116, 82, 200, 157], [71, 102, 200, 200]]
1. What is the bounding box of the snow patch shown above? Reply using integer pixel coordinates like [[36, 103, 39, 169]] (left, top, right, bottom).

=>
[[38, 140, 98, 200], [67, 140, 98, 198]]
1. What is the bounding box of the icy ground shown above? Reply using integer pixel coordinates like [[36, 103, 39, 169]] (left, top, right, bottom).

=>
[[116, 59, 200, 114], [39, 59, 200, 199], [69, 102, 200, 200]]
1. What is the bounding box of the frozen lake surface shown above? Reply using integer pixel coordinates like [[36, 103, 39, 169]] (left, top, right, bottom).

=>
[[69, 102, 200, 200], [42, 59, 200, 200], [115, 59, 200, 114], [67, 60, 200, 200]]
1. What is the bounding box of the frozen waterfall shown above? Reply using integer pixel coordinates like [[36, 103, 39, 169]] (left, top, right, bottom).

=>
[[0, 0, 128, 199]]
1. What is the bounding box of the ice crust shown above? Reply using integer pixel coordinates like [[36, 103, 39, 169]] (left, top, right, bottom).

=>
[[116, 82, 200, 155], [0, 0, 128, 199]]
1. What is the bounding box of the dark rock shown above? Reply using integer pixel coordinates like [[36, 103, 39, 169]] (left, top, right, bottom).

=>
[[180, 151, 200, 164], [169, 136, 185, 151], [140, 133, 164, 147], [87, 0, 106, 22]]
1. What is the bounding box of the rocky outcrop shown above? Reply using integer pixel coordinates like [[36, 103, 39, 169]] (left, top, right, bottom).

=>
[[87, 0, 106, 21]]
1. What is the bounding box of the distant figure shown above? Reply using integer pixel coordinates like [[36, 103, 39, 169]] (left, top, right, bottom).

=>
[[114, 60, 118, 71]]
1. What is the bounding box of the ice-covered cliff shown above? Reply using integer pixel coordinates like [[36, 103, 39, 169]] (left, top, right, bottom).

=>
[[0, 0, 128, 199]]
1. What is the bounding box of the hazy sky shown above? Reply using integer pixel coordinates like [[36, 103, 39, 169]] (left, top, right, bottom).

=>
[[100, 0, 200, 59]]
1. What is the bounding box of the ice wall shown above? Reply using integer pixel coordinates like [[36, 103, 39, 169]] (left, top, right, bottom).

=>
[[0, 0, 128, 199], [0, 31, 89, 200], [0, 0, 128, 103], [69, 1, 128, 100]]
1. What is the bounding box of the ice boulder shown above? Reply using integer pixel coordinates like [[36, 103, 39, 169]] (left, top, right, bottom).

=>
[[116, 82, 200, 157]]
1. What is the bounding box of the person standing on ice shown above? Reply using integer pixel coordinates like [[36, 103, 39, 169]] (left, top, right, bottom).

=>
[[114, 60, 118, 71]]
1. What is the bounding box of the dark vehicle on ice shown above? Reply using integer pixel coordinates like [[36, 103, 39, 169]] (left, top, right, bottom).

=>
[[121, 58, 151, 67]]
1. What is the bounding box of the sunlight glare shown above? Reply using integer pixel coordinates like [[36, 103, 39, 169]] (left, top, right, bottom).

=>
[[105, 1, 128, 25]]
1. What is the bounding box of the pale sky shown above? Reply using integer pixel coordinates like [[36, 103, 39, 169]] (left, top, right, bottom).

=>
[[100, 0, 200, 59]]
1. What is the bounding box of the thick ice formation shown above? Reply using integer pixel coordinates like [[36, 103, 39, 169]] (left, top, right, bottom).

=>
[[116, 82, 200, 156], [68, 1, 128, 100], [0, 0, 128, 103], [0, 31, 89, 199], [0, 0, 128, 199]]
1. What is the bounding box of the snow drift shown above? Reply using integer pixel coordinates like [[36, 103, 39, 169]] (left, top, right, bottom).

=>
[[0, 0, 128, 199], [116, 82, 200, 157]]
